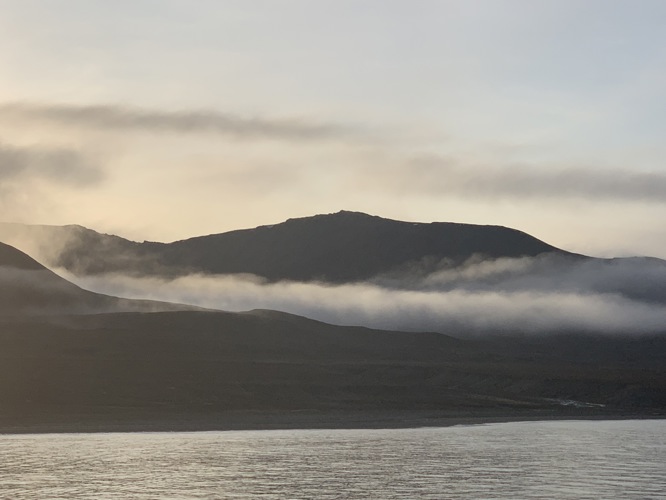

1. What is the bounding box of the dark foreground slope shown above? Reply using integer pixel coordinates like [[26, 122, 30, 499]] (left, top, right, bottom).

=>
[[0, 211, 571, 281], [1, 308, 664, 433]]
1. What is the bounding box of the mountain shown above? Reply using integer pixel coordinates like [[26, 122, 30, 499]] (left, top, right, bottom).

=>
[[0, 222, 156, 275], [0, 211, 573, 281], [0, 241, 664, 431], [0, 241, 196, 314]]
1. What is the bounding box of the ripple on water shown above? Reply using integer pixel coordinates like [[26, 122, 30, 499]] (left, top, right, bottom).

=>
[[0, 419, 664, 499]]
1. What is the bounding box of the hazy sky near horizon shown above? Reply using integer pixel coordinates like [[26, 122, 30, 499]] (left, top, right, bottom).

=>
[[1, 1, 666, 257]]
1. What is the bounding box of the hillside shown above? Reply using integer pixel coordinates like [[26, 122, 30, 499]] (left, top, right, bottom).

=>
[[0, 241, 197, 314], [0, 241, 664, 432], [2, 309, 665, 426], [0, 211, 572, 281]]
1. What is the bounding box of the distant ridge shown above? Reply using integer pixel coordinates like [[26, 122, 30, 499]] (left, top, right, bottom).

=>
[[0, 211, 574, 281]]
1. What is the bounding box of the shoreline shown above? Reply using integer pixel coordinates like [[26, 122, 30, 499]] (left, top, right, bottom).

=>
[[1, 408, 664, 435]]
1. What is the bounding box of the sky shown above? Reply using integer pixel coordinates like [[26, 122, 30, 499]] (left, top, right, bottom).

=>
[[1, 0, 666, 258]]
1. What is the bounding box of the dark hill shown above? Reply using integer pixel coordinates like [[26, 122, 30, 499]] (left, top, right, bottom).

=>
[[162, 211, 569, 282], [1, 309, 664, 431], [0, 222, 158, 275], [0, 241, 196, 314], [0, 211, 572, 281], [0, 242, 664, 431], [0, 240, 45, 270]]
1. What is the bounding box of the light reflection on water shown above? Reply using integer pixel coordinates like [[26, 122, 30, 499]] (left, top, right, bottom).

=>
[[1, 419, 664, 499]]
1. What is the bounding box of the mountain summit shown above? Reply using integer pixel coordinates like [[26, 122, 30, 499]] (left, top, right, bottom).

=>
[[163, 210, 568, 281]]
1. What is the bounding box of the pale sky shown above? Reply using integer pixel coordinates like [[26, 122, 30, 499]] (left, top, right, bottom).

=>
[[1, 0, 666, 257]]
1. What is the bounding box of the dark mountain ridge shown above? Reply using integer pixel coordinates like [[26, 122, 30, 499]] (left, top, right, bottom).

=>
[[163, 211, 572, 282], [0, 211, 576, 281]]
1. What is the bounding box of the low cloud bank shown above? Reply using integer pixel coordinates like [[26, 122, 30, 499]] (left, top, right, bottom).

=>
[[61, 254, 666, 336], [358, 156, 666, 203], [0, 142, 103, 222], [374, 254, 666, 304], [0, 142, 102, 186], [0, 102, 361, 142]]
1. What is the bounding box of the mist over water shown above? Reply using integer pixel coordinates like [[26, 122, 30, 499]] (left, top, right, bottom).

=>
[[1, 420, 664, 499]]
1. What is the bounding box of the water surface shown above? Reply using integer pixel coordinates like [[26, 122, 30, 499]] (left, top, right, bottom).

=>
[[1, 419, 664, 499]]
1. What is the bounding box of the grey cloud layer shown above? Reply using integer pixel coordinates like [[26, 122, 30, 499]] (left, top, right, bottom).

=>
[[4, 102, 663, 205], [0, 142, 102, 186], [362, 157, 666, 203], [62, 254, 666, 337], [0, 102, 360, 142], [374, 254, 666, 304]]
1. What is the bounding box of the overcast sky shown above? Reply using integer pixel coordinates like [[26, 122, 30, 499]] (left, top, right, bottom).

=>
[[1, 0, 665, 258]]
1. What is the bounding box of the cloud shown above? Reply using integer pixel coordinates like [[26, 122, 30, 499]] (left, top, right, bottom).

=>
[[374, 253, 666, 304], [0, 141, 104, 224], [59, 254, 666, 337], [358, 155, 666, 203], [0, 142, 103, 186], [0, 102, 363, 142]]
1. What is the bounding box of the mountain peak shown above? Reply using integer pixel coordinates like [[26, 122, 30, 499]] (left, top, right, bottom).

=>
[[284, 210, 379, 224], [1, 213, 569, 283], [331, 210, 375, 218]]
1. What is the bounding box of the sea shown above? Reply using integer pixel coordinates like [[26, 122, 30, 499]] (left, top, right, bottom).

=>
[[1, 419, 664, 499]]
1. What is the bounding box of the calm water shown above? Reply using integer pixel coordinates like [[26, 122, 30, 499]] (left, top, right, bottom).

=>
[[1, 420, 664, 499]]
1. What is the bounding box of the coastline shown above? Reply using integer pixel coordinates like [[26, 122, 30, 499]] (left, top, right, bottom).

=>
[[1, 407, 664, 435]]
